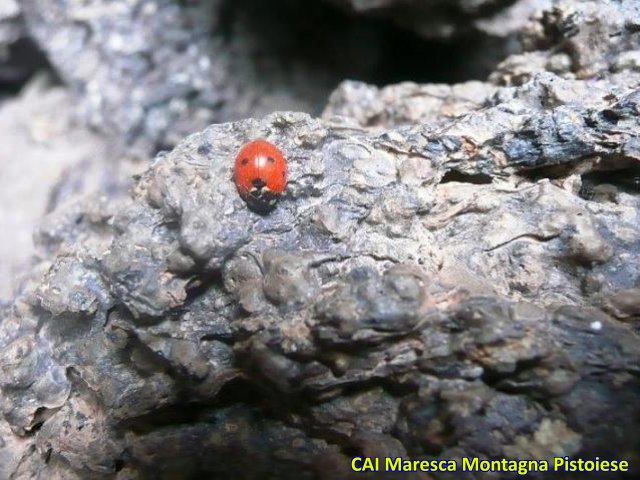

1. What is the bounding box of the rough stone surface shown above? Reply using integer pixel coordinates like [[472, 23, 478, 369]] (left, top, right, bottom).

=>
[[20, 0, 459, 154], [0, 0, 21, 50], [0, 78, 143, 301], [1, 0, 640, 479], [0, 80, 104, 300], [323, 80, 498, 129]]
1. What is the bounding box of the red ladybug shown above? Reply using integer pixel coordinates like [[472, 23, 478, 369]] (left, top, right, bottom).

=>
[[234, 139, 287, 212]]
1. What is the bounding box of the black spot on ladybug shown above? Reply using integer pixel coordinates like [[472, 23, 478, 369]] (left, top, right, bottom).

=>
[[252, 178, 266, 189], [241, 158, 250, 165], [267, 156, 275, 164]]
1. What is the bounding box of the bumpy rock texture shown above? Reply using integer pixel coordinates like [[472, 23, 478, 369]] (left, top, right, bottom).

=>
[[1, 0, 640, 479], [21, 0, 488, 155], [14, 0, 542, 155]]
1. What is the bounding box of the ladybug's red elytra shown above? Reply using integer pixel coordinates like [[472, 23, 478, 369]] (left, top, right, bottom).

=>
[[234, 139, 287, 213]]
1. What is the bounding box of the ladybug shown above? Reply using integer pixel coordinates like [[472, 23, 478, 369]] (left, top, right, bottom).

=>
[[234, 139, 287, 213]]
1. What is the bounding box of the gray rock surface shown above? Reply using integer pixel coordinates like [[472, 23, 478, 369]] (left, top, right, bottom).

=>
[[1, 0, 520, 294], [323, 80, 498, 129], [0, 0, 21, 51], [20, 0, 441, 154], [0, 78, 144, 301], [1, 0, 640, 479], [0, 80, 106, 300]]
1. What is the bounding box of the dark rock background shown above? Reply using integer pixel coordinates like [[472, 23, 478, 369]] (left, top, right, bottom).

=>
[[1, 0, 639, 479]]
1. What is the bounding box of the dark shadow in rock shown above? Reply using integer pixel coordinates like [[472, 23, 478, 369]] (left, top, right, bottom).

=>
[[580, 166, 640, 201], [440, 170, 494, 185], [216, 0, 513, 117], [0, 37, 59, 93]]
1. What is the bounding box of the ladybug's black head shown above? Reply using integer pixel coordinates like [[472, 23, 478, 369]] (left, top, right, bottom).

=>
[[252, 178, 267, 189], [244, 183, 279, 214]]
